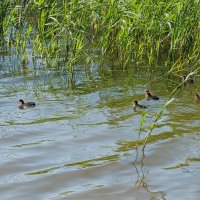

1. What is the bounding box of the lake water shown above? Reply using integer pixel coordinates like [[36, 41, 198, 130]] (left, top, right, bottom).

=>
[[0, 55, 200, 200]]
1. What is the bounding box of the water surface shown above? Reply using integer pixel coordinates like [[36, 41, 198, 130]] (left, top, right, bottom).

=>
[[0, 59, 200, 200]]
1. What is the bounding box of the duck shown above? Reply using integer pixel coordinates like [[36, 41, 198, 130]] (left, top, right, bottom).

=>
[[173, 73, 194, 86], [19, 99, 36, 109], [133, 100, 147, 112], [182, 75, 194, 85], [145, 90, 159, 100], [195, 94, 200, 103]]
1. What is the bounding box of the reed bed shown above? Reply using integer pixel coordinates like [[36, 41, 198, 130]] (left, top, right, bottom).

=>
[[1, 0, 199, 72]]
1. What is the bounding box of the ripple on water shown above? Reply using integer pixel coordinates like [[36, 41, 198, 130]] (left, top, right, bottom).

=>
[[0, 69, 200, 200]]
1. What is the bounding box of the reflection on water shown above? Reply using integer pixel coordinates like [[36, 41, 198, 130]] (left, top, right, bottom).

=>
[[0, 59, 200, 199]]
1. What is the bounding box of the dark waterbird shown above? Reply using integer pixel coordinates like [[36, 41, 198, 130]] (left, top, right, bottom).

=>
[[133, 100, 147, 112], [195, 94, 200, 103], [182, 75, 194, 85], [145, 90, 159, 100], [19, 99, 36, 109], [173, 74, 194, 85]]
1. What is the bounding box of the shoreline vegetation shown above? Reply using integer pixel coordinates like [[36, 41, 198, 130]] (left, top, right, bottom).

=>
[[0, 0, 199, 73]]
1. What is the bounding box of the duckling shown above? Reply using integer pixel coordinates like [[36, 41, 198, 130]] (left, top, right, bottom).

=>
[[173, 73, 194, 86], [145, 90, 159, 100], [195, 94, 200, 103], [133, 100, 147, 112], [182, 75, 194, 85], [19, 99, 36, 109]]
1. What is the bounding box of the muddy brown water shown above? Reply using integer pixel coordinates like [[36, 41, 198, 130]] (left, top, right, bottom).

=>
[[0, 60, 200, 200]]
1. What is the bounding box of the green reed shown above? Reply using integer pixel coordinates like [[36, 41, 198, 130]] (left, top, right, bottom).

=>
[[1, 0, 200, 79]]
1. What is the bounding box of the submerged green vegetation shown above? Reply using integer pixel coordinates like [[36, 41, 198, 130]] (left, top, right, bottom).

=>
[[0, 0, 200, 73]]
